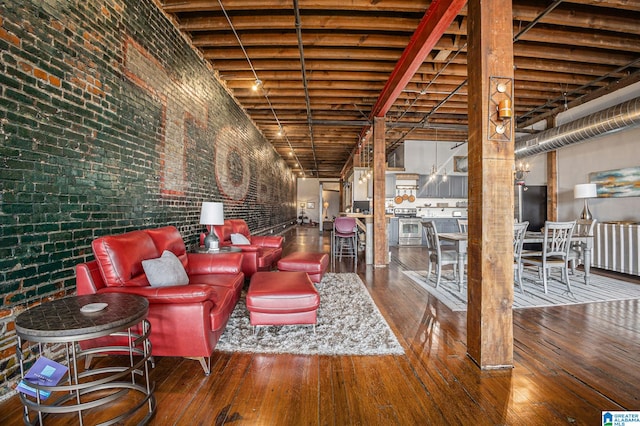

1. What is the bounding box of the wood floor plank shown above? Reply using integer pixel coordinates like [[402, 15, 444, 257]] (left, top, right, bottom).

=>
[[318, 355, 352, 426], [173, 352, 253, 425]]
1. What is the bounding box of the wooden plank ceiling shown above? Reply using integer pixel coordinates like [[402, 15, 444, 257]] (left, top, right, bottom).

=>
[[157, 0, 640, 178]]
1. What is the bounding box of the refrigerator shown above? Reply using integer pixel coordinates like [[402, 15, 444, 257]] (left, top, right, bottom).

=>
[[515, 185, 547, 250]]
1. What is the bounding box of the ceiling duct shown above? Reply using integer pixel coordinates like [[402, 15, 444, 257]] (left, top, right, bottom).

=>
[[515, 96, 640, 159]]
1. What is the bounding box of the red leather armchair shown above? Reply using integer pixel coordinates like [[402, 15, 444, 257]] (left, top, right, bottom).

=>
[[205, 219, 283, 277], [76, 226, 244, 375]]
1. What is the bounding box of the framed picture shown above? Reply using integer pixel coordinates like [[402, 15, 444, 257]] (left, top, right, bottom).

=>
[[453, 156, 468, 173], [589, 166, 640, 198], [307, 202, 315, 209]]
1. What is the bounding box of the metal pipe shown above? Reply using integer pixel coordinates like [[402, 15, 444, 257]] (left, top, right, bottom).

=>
[[515, 96, 640, 159]]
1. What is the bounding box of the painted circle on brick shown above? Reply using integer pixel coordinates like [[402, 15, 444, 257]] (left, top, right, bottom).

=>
[[215, 126, 250, 201]]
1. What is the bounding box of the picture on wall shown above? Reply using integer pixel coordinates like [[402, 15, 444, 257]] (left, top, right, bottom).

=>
[[307, 202, 315, 209], [453, 156, 468, 173], [589, 166, 640, 198]]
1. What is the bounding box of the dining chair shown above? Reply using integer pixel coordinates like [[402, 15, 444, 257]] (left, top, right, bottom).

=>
[[422, 221, 460, 289], [332, 216, 358, 268], [457, 218, 468, 233], [513, 221, 529, 294], [521, 220, 576, 294], [568, 218, 596, 277]]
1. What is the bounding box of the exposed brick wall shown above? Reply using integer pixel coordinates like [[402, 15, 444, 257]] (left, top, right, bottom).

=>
[[0, 0, 295, 398]]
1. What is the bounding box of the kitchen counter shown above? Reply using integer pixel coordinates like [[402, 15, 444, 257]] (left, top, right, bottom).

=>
[[339, 213, 395, 264]]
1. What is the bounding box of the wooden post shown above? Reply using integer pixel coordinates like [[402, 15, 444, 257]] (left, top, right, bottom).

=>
[[373, 116, 388, 266], [545, 117, 558, 221], [466, 0, 515, 368]]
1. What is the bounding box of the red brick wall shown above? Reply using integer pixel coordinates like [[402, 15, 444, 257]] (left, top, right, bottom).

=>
[[0, 0, 296, 397]]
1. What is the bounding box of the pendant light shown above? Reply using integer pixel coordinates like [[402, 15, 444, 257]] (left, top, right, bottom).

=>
[[429, 142, 438, 182]]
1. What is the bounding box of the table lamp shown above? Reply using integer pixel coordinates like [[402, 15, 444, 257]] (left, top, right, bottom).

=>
[[200, 202, 224, 251], [574, 183, 597, 220]]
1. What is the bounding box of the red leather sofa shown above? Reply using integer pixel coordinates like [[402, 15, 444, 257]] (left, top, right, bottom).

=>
[[76, 226, 244, 375], [204, 219, 283, 277]]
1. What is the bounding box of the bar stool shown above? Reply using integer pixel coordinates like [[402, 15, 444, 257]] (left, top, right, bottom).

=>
[[332, 217, 358, 268]]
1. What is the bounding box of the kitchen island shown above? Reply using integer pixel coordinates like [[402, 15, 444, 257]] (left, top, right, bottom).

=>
[[339, 213, 394, 264]]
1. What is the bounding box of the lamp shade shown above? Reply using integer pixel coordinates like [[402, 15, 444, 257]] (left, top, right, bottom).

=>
[[574, 183, 597, 199], [199, 202, 224, 225]]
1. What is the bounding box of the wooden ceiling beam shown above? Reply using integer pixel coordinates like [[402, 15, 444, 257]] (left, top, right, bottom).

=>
[[221, 70, 392, 81], [213, 59, 398, 72], [565, 0, 640, 12], [516, 27, 640, 52], [513, 3, 640, 34], [178, 15, 427, 33], [192, 32, 415, 49], [203, 47, 407, 61], [162, 0, 433, 14], [514, 43, 637, 66]]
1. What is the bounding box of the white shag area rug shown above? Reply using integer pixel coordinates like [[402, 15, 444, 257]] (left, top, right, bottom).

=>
[[403, 268, 640, 312], [215, 272, 404, 356]]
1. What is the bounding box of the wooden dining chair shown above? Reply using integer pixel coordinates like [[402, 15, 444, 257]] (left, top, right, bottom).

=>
[[568, 218, 596, 277], [521, 220, 576, 294], [422, 221, 460, 290], [513, 221, 529, 294]]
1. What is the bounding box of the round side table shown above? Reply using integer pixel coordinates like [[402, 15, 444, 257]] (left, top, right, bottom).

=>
[[15, 293, 156, 425]]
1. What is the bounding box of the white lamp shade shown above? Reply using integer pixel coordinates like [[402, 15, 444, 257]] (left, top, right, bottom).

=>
[[199, 202, 224, 225], [574, 183, 597, 199]]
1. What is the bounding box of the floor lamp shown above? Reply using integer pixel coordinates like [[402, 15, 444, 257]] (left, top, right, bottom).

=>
[[574, 183, 597, 220]]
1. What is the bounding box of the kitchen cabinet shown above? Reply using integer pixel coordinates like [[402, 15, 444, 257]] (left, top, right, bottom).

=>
[[417, 175, 467, 198], [417, 174, 438, 197], [385, 174, 396, 198], [438, 177, 451, 198], [449, 175, 468, 198], [388, 217, 399, 246]]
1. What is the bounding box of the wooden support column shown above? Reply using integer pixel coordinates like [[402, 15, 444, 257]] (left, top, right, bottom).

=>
[[546, 117, 558, 221], [547, 150, 558, 221], [466, 0, 515, 368], [373, 116, 388, 266]]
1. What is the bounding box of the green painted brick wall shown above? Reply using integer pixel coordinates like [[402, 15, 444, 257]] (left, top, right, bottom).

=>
[[0, 0, 296, 398]]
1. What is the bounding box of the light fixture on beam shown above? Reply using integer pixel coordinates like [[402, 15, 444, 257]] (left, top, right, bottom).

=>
[[488, 76, 514, 142], [252, 79, 262, 91]]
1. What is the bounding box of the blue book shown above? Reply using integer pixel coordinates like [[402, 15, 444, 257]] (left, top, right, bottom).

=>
[[16, 357, 68, 400]]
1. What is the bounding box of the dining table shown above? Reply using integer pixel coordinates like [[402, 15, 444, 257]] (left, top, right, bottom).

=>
[[437, 230, 595, 288]]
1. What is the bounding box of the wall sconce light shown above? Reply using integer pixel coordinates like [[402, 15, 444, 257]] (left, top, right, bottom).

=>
[[488, 77, 514, 141], [498, 99, 513, 119], [514, 161, 530, 185]]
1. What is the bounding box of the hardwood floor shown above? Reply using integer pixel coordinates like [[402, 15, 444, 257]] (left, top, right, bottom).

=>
[[2, 226, 639, 425]]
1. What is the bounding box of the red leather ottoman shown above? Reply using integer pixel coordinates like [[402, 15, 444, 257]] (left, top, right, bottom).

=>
[[276, 252, 329, 283], [246, 271, 320, 327]]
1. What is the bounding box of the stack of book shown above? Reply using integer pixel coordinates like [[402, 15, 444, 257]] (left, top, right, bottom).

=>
[[16, 357, 67, 400]]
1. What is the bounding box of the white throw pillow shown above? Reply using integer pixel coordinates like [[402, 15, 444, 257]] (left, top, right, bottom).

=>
[[142, 250, 189, 287], [230, 233, 250, 245]]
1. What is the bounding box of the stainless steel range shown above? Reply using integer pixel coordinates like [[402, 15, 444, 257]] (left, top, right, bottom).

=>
[[395, 208, 422, 246]]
